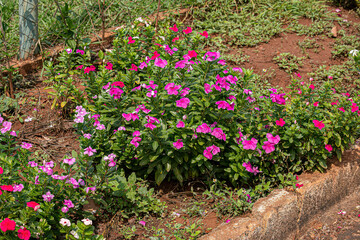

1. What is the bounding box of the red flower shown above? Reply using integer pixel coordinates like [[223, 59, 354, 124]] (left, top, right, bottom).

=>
[[151, 51, 160, 60], [199, 31, 208, 38], [0, 218, 16, 232], [313, 102, 319, 107], [0, 166, 3, 174], [111, 81, 124, 88], [169, 24, 178, 32], [27, 201, 40, 211], [188, 50, 197, 58], [105, 62, 113, 70], [275, 118, 286, 127], [127, 36, 135, 44], [172, 37, 179, 42], [18, 227, 31, 240], [296, 183, 303, 188], [309, 84, 315, 90], [313, 120, 325, 130], [0, 185, 13, 192], [183, 27, 192, 34], [129, 64, 138, 71], [338, 107, 345, 112]]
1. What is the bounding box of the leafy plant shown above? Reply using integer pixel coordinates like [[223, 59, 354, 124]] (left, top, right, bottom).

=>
[[273, 52, 305, 73]]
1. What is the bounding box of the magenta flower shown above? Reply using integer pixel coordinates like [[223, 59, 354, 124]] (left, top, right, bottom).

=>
[[211, 128, 226, 141], [169, 24, 178, 32], [133, 131, 141, 137], [105, 62, 113, 70], [176, 98, 190, 109], [313, 120, 325, 130], [84, 147, 96, 156], [64, 199, 74, 208], [233, 67, 242, 72], [129, 64, 138, 71], [203, 51, 220, 61], [242, 162, 261, 175], [139, 221, 146, 227], [83, 133, 92, 139], [109, 88, 124, 99], [313, 102, 319, 107], [262, 141, 275, 154], [309, 84, 315, 90], [86, 186, 96, 193], [176, 121, 185, 128], [199, 31, 208, 38], [154, 58, 168, 68], [130, 137, 142, 148], [175, 60, 188, 69], [208, 145, 220, 155], [122, 113, 139, 121], [76, 49, 84, 55], [276, 118, 286, 127], [61, 207, 69, 213], [128, 36, 135, 44], [242, 138, 258, 150], [270, 93, 286, 105], [144, 122, 157, 130], [338, 107, 345, 112], [183, 27, 192, 34], [173, 139, 184, 149], [165, 83, 181, 95], [21, 142, 32, 150], [266, 133, 280, 144], [325, 144, 333, 152], [351, 103, 359, 112]]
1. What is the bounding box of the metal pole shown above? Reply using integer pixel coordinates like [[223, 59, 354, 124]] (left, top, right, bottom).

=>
[[19, 0, 39, 60]]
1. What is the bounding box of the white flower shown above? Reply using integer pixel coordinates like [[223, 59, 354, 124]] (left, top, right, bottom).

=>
[[135, 17, 144, 22], [59, 218, 71, 227], [350, 49, 359, 57], [70, 230, 79, 239], [82, 218, 93, 225], [25, 116, 33, 122], [159, 36, 165, 41]]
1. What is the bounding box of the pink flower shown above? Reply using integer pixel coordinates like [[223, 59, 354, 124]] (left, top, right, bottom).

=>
[[109, 87, 123, 99], [84, 146, 96, 156], [325, 144, 332, 152], [188, 50, 197, 58], [76, 49, 84, 55], [351, 103, 359, 112], [266, 133, 280, 144], [183, 27, 192, 34], [242, 138, 258, 150], [216, 101, 230, 110], [128, 36, 135, 44], [218, 59, 226, 65], [276, 118, 286, 127], [10, 131, 17, 136], [165, 83, 181, 95], [169, 24, 178, 32], [21, 142, 32, 149], [13, 184, 24, 192], [313, 120, 325, 130], [242, 162, 260, 175], [144, 122, 157, 130], [139, 62, 147, 69], [211, 128, 226, 141], [154, 58, 168, 68], [61, 207, 69, 213], [331, 101, 338, 105], [262, 141, 275, 154], [172, 37, 179, 42], [199, 31, 209, 38], [27, 201, 40, 211], [176, 121, 185, 128], [203, 149, 213, 160], [196, 123, 212, 133], [133, 131, 141, 137], [204, 83, 212, 94], [151, 51, 160, 60], [139, 221, 146, 226], [1, 121, 12, 133], [313, 102, 319, 107], [0, 167, 2, 174], [173, 139, 184, 149], [338, 107, 345, 112], [309, 84, 315, 90], [180, 87, 190, 97], [42, 191, 54, 202], [122, 113, 139, 121], [176, 98, 190, 109], [208, 145, 220, 155]]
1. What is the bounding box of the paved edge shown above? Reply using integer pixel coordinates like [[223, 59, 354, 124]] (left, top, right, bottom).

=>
[[200, 147, 360, 240]]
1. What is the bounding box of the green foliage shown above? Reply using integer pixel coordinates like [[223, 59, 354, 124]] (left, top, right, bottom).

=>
[[332, 34, 360, 58], [273, 52, 305, 73]]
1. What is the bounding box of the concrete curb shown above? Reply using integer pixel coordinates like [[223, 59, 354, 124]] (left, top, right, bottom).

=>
[[201, 146, 360, 240]]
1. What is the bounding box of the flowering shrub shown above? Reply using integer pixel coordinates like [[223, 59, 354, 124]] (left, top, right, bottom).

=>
[[70, 22, 360, 188], [0, 115, 163, 239]]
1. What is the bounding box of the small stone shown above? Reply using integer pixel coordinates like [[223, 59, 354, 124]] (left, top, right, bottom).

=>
[[331, 26, 337, 38]]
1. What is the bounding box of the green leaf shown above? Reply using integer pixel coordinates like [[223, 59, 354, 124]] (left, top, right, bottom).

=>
[[152, 141, 159, 151], [98, 50, 104, 59], [173, 167, 183, 183]]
